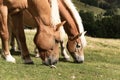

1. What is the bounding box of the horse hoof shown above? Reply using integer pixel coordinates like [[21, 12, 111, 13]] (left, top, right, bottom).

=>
[[35, 53, 40, 58], [23, 59, 34, 64], [10, 48, 15, 53], [50, 65, 57, 68], [4, 54, 16, 63], [65, 58, 71, 62]]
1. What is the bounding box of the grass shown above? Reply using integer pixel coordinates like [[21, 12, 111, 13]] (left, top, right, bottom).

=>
[[0, 30, 120, 80]]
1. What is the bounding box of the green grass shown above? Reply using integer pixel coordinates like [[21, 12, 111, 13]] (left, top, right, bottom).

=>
[[0, 30, 120, 80]]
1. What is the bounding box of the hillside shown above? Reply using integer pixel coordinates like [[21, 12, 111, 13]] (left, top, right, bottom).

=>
[[72, 0, 120, 15], [72, 0, 106, 15]]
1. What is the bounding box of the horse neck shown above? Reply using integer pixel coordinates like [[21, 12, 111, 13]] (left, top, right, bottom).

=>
[[27, 0, 51, 30], [62, 18, 79, 37], [58, 0, 79, 37]]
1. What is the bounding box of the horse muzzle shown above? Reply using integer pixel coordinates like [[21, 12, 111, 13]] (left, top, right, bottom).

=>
[[75, 54, 84, 63], [42, 57, 58, 66], [71, 53, 84, 63]]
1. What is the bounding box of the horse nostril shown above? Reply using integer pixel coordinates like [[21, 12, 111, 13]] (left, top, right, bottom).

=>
[[43, 58, 58, 66], [51, 48, 53, 50], [52, 60, 58, 65], [73, 55, 84, 63]]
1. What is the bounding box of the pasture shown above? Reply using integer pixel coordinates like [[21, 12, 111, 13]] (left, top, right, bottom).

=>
[[0, 30, 120, 80]]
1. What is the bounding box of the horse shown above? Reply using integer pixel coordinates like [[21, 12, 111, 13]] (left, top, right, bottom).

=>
[[53, 0, 87, 63], [10, 0, 87, 63], [0, 0, 65, 66]]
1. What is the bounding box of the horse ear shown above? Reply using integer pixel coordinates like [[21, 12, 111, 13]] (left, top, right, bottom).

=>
[[69, 31, 87, 40], [55, 21, 66, 31], [83, 31, 87, 35], [70, 33, 82, 40]]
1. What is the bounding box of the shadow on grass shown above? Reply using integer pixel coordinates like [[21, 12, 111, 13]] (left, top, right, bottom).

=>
[[0, 49, 35, 58], [59, 58, 70, 62]]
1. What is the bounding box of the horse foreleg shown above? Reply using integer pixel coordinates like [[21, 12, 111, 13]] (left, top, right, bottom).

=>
[[9, 33, 16, 51], [11, 11, 33, 64], [59, 28, 70, 61], [34, 47, 39, 58], [8, 17, 21, 52], [59, 27, 70, 61], [8, 16, 16, 52], [60, 41, 70, 61], [0, 5, 15, 63], [9, 32, 21, 52]]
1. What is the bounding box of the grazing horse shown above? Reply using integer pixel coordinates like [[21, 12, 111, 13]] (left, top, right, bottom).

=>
[[0, 0, 65, 66], [55, 0, 87, 63], [10, 0, 87, 63]]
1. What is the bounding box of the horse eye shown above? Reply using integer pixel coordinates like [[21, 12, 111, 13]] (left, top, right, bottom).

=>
[[76, 44, 81, 48]]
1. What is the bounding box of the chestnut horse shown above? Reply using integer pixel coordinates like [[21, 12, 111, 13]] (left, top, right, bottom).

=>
[[10, 0, 87, 63], [50, 0, 87, 63], [0, 0, 64, 66], [58, 0, 87, 63]]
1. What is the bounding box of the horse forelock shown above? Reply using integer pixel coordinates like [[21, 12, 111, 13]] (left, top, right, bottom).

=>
[[63, 0, 87, 47]]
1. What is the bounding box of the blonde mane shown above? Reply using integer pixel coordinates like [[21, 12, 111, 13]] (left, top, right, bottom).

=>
[[51, 0, 87, 47], [50, 0, 67, 40], [63, 0, 87, 47]]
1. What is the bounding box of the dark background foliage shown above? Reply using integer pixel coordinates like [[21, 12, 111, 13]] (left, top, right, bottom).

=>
[[79, 11, 120, 38], [75, 0, 120, 38]]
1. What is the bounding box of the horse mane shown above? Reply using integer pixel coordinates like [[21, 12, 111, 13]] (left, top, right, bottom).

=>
[[50, 0, 87, 47], [50, 0, 61, 25], [50, 0, 67, 41], [63, 0, 87, 47]]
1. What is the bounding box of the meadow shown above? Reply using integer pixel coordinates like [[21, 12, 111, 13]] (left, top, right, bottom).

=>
[[0, 30, 120, 80]]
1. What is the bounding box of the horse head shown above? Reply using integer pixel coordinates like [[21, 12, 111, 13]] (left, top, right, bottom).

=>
[[34, 21, 66, 66], [67, 32, 86, 63], [67, 31, 86, 63]]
